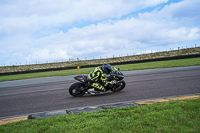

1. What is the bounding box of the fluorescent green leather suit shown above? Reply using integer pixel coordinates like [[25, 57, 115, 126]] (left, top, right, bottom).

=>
[[88, 67, 110, 91]]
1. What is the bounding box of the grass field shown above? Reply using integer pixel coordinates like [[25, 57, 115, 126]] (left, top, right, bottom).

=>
[[0, 57, 200, 82], [0, 98, 199, 132]]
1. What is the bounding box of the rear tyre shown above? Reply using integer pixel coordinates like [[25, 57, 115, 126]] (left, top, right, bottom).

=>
[[69, 82, 86, 97], [111, 80, 126, 92]]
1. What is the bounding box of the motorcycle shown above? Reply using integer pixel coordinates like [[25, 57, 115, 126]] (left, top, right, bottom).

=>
[[69, 67, 126, 97]]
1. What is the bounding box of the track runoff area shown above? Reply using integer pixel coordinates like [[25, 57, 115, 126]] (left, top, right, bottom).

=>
[[1, 94, 200, 125]]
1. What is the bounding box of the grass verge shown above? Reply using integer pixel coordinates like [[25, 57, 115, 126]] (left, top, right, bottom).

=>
[[0, 98, 200, 132], [0, 57, 200, 82]]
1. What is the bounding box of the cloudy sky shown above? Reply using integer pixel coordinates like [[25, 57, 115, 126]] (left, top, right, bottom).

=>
[[0, 0, 200, 66]]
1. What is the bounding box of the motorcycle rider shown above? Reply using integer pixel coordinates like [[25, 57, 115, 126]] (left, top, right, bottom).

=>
[[88, 63, 113, 93]]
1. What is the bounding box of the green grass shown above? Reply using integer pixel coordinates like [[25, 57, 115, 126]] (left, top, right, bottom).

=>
[[1, 57, 200, 82], [1, 98, 200, 133]]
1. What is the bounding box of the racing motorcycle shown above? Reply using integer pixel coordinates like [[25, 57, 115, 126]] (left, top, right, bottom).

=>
[[69, 67, 126, 97]]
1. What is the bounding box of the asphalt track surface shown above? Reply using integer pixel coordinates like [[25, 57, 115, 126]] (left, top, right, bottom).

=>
[[0, 66, 200, 118]]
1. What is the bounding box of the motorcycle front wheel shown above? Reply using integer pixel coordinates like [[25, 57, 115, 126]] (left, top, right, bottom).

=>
[[111, 80, 126, 92], [69, 82, 86, 97]]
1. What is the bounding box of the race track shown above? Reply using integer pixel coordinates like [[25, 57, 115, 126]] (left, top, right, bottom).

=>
[[0, 66, 200, 118]]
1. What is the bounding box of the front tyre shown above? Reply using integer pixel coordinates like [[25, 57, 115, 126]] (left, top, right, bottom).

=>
[[69, 82, 86, 97], [111, 80, 126, 92]]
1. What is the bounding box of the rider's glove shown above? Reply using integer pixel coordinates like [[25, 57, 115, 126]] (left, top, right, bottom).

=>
[[106, 75, 112, 81]]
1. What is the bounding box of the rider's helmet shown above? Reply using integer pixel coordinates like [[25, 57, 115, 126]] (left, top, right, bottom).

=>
[[102, 63, 112, 74]]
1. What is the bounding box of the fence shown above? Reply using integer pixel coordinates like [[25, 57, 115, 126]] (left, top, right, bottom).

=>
[[0, 44, 199, 67]]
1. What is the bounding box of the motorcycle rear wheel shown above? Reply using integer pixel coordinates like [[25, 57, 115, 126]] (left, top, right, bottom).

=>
[[69, 82, 86, 97]]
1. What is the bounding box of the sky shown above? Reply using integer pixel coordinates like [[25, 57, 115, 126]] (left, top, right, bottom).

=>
[[0, 0, 200, 66]]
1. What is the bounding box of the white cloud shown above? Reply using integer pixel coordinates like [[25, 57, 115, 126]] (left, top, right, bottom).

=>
[[0, 0, 168, 35], [0, 0, 200, 65]]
